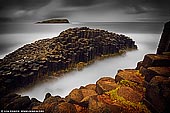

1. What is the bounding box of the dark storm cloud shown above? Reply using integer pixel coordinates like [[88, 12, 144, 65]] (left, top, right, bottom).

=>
[[0, 0, 52, 10], [97, 0, 170, 14], [46, 10, 70, 19], [0, 17, 14, 23], [62, 0, 97, 7], [0, 0, 169, 22], [0, 0, 53, 22], [61, 0, 170, 15]]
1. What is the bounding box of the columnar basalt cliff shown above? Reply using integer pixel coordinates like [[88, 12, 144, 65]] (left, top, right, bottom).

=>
[[157, 21, 170, 54], [0, 21, 170, 113], [0, 27, 137, 97]]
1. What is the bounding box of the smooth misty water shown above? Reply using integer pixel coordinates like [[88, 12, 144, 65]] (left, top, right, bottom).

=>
[[0, 22, 163, 101]]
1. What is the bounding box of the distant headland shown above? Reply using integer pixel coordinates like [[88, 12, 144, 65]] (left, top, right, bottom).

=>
[[36, 18, 69, 24]]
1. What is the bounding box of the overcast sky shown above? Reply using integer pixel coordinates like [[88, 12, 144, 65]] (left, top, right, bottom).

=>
[[0, 0, 170, 22]]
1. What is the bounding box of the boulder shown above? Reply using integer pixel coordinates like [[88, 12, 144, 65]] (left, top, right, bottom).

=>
[[81, 89, 97, 98], [44, 92, 52, 101], [66, 88, 97, 106], [88, 95, 124, 113], [0, 93, 21, 109], [43, 95, 65, 104], [84, 84, 96, 91], [142, 54, 170, 68], [88, 95, 109, 113], [145, 76, 170, 113], [115, 69, 144, 85], [136, 61, 143, 70], [35, 96, 65, 113], [66, 88, 83, 104], [29, 98, 41, 109], [117, 86, 143, 103], [96, 77, 118, 95], [53, 102, 77, 113], [74, 104, 88, 113], [5, 96, 31, 109], [143, 67, 170, 82], [147, 67, 170, 77], [80, 89, 97, 106]]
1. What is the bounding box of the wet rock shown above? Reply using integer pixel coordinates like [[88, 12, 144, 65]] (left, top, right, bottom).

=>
[[96, 77, 118, 95]]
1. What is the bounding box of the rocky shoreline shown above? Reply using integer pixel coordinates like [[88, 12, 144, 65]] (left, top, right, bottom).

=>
[[0, 21, 170, 113], [0, 27, 137, 98]]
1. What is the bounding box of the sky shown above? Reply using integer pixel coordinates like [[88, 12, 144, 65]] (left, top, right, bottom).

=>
[[0, 0, 170, 22]]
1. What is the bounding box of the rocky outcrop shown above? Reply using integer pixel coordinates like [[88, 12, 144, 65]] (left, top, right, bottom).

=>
[[0, 27, 137, 97], [96, 77, 118, 94], [25, 70, 149, 113], [136, 54, 170, 113], [36, 18, 69, 23], [0, 93, 32, 110], [157, 21, 170, 54], [137, 21, 170, 113], [1, 52, 169, 112], [0, 21, 170, 112]]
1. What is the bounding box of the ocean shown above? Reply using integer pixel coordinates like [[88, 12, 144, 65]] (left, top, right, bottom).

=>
[[0, 22, 164, 101]]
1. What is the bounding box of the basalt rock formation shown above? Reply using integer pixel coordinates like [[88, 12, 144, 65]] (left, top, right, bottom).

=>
[[1, 21, 169, 112], [0, 27, 137, 98], [157, 21, 170, 54], [32, 21, 169, 113]]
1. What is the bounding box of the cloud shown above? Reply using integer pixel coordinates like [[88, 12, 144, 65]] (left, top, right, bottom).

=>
[[62, 0, 97, 7], [0, 0, 52, 10], [0, 0, 169, 22]]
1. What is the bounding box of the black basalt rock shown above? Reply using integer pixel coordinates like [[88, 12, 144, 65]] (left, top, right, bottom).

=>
[[157, 21, 170, 54], [0, 27, 137, 100]]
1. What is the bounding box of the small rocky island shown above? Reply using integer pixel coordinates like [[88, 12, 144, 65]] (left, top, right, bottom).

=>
[[36, 18, 69, 23], [0, 22, 170, 113]]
